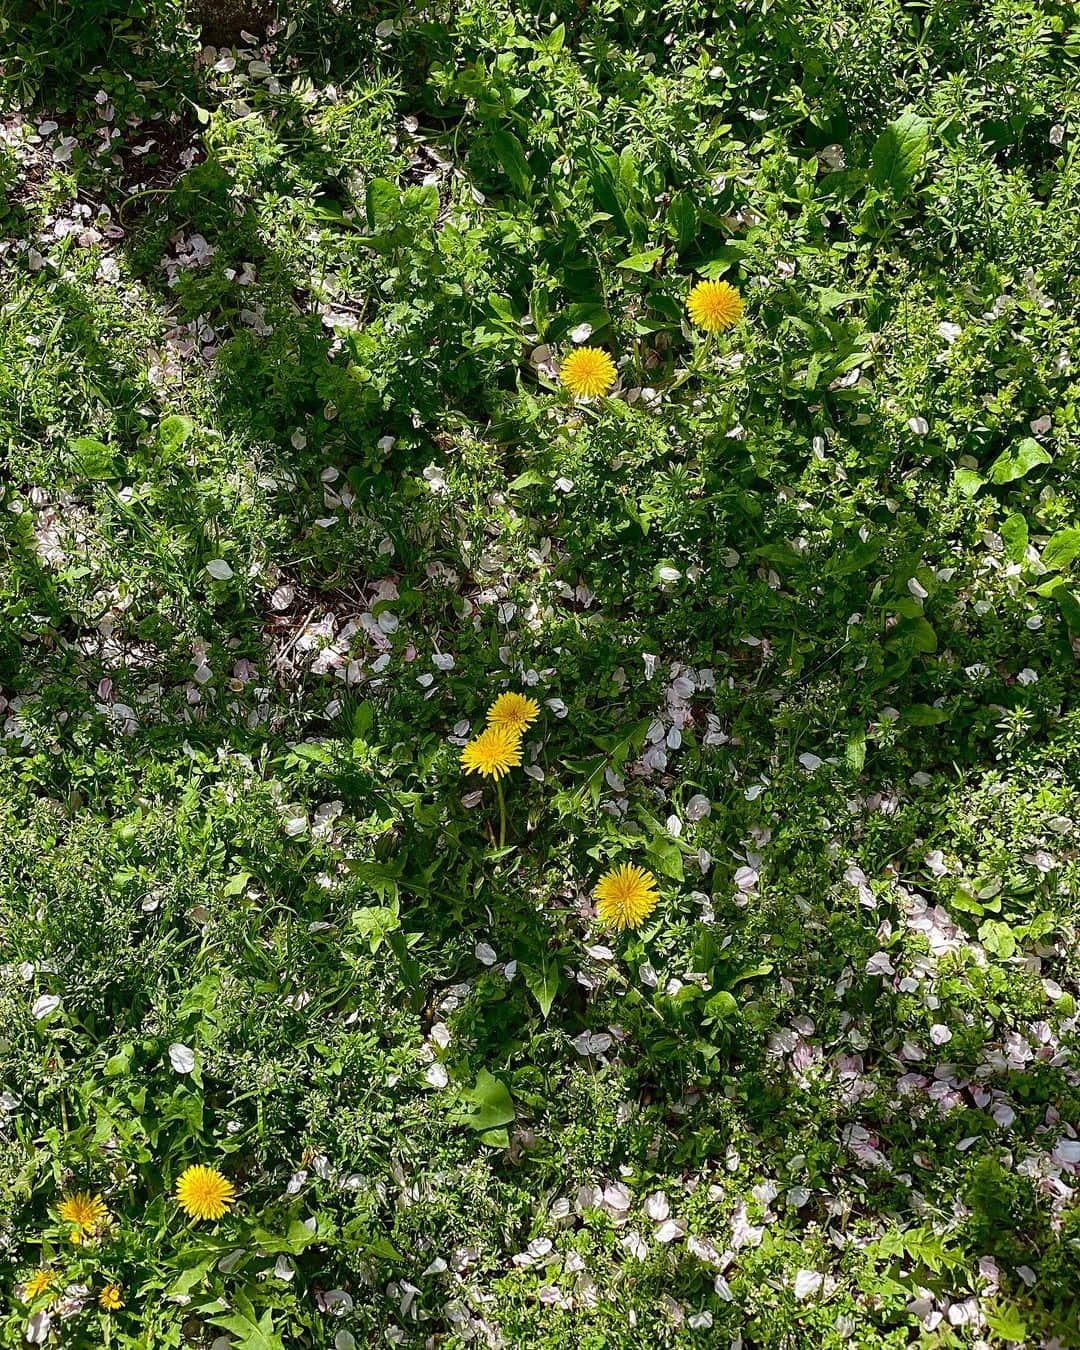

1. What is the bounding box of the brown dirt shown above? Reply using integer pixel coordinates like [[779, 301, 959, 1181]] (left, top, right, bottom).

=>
[[189, 0, 275, 46]]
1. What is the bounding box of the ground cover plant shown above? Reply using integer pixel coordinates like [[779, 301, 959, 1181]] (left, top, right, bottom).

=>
[[2, 0, 1080, 1345]]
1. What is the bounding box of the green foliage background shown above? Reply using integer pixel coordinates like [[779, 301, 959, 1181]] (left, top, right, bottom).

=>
[[1, 0, 1080, 1344]]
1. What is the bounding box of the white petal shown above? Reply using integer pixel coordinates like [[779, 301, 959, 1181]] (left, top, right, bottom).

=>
[[168, 1042, 196, 1074]]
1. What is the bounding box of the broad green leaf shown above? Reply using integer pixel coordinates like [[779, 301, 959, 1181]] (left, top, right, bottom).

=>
[[488, 129, 531, 194], [345, 859, 403, 900], [729, 962, 774, 986], [1053, 584, 1080, 632], [508, 469, 547, 491], [618, 247, 664, 273], [888, 616, 937, 653], [364, 1236, 402, 1261], [647, 834, 684, 882], [208, 1306, 284, 1350], [72, 436, 115, 479], [157, 414, 194, 454], [813, 287, 865, 314], [666, 192, 696, 248], [167, 1256, 215, 1298], [104, 1043, 134, 1077], [988, 437, 1051, 485], [1042, 527, 1080, 572], [979, 919, 1017, 960], [365, 177, 400, 229], [902, 703, 948, 726], [704, 990, 738, 1021], [869, 111, 930, 196], [1000, 513, 1028, 562], [983, 1305, 1027, 1343], [403, 183, 439, 224], [845, 729, 867, 771], [952, 468, 983, 498], [453, 1068, 515, 1133], [522, 959, 559, 1017], [352, 903, 400, 953]]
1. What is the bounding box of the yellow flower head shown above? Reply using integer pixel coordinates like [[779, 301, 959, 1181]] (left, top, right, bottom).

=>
[[58, 1191, 108, 1233], [22, 1268, 56, 1302], [593, 864, 660, 931], [686, 279, 744, 332], [460, 725, 523, 780], [486, 692, 540, 737], [99, 1283, 123, 1311], [559, 346, 617, 400], [175, 1165, 236, 1222]]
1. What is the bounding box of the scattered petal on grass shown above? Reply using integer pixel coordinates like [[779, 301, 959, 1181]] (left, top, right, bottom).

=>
[[168, 1043, 196, 1073]]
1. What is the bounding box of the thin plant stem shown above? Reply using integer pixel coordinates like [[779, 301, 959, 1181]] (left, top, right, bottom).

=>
[[495, 778, 508, 849]]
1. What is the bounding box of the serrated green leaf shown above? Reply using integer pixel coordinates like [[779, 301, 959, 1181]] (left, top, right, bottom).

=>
[[869, 110, 929, 196], [983, 1306, 1027, 1342], [453, 1068, 516, 1133]]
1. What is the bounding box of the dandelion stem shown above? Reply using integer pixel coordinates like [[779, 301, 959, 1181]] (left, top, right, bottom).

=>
[[496, 779, 508, 849], [668, 329, 715, 392]]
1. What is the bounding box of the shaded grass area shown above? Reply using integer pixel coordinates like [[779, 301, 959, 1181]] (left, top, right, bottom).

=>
[[1, 1, 1080, 1346]]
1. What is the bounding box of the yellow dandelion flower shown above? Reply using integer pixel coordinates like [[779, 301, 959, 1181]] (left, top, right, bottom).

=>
[[174, 1164, 236, 1222], [22, 1268, 56, 1302], [559, 346, 617, 400], [593, 863, 660, 931], [460, 725, 523, 780], [486, 692, 540, 736], [686, 279, 744, 333], [58, 1191, 108, 1232], [99, 1283, 123, 1311]]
